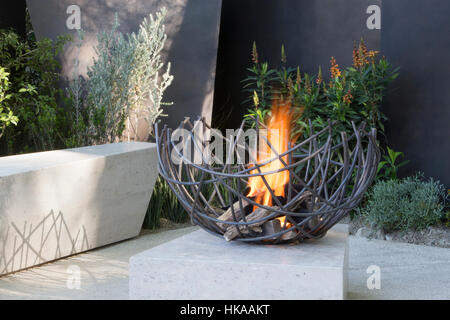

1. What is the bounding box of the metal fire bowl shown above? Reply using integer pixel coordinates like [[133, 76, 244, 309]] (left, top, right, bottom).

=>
[[155, 118, 380, 244]]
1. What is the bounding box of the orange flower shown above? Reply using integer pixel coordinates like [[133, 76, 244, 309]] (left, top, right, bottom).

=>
[[343, 89, 353, 105], [368, 50, 379, 64], [359, 41, 368, 59], [368, 50, 379, 58], [353, 44, 363, 68], [353, 41, 378, 68], [330, 56, 341, 78], [359, 42, 370, 66]]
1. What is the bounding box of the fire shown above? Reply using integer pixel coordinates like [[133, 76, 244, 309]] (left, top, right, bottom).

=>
[[247, 99, 294, 228]]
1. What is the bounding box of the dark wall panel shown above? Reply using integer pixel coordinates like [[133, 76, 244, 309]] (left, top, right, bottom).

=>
[[214, 0, 449, 185], [0, 1, 26, 36], [382, 0, 450, 186], [213, 0, 380, 129]]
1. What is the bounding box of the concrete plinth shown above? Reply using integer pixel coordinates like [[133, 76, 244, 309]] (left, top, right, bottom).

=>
[[129, 224, 349, 300]]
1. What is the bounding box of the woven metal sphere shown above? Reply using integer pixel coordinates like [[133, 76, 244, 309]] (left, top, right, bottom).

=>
[[155, 117, 380, 244]]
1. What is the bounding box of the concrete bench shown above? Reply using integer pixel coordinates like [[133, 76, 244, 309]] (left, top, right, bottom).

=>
[[0, 142, 158, 276]]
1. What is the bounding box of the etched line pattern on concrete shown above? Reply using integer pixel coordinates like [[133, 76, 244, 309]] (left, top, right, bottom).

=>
[[1, 210, 89, 275]]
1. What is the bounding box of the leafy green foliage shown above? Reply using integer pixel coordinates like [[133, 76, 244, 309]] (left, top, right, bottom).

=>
[[242, 39, 402, 208], [0, 67, 19, 138], [0, 28, 71, 153], [143, 176, 189, 229], [242, 42, 276, 111], [377, 146, 409, 180], [143, 170, 219, 230], [444, 190, 450, 228], [444, 211, 450, 228], [242, 40, 399, 142], [362, 174, 447, 232], [64, 31, 91, 148], [0, 9, 184, 231]]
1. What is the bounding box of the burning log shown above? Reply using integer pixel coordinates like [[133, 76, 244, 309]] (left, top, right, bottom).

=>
[[216, 200, 249, 230], [262, 219, 298, 241], [262, 219, 281, 236], [292, 190, 313, 210], [223, 225, 263, 241], [223, 206, 276, 241], [281, 230, 297, 241]]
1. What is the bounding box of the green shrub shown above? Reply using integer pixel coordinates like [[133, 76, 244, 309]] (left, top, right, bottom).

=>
[[376, 146, 409, 181], [67, 8, 173, 147], [362, 174, 447, 232], [444, 211, 450, 228], [0, 8, 173, 153], [0, 28, 71, 154], [243, 40, 398, 142], [0, 67, 19, 138]]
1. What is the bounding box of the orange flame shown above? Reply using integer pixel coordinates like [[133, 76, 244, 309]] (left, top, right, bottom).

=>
[[247, 99, 294, 227]]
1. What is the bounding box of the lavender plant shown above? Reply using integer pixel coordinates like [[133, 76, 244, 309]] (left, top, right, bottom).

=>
[[68, 8, 173, 146], [127, 8, 173, 139], [87, 14, 134, 144], [362, 174, 447, 232], [65, 30, 92, 148]]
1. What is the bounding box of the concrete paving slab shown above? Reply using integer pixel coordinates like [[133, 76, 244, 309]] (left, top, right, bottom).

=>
[[0, 225, 448, 300], [0, 226, 197, 300], [348, 237, 450, 300]]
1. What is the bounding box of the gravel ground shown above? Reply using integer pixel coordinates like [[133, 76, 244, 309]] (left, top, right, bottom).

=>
[[343, 216, 450, 248]]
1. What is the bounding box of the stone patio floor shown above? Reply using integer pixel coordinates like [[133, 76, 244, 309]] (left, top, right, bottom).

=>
[[0, 225, 449, 300]]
